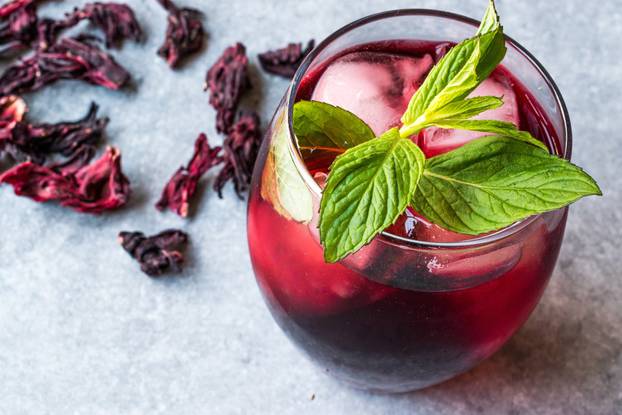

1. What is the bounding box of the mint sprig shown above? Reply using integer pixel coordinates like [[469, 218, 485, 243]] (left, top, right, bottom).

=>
[[400, 2, 505, 137], [289, 0, 601, 262]]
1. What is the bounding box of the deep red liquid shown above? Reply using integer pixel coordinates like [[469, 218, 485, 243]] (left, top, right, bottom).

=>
[[247, 41, 567, 391]]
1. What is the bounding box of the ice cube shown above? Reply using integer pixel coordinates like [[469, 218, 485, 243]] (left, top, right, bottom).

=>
[[341, 209, 473, 291], [419, 73, 520, 157], [430, 245, 522, 280], [312, 51, 434, 135], [387, 208, 521, 283]]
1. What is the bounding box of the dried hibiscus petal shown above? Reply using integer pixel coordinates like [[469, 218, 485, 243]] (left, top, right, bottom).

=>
[[34, 17, 65, 51], [0, 161, 75, 202], [48, 146, 96, 175], [64, 146, 130, 212], [0, 36, 130, 95], [118, 229, 189, 276], [156, 133, 222, 217], [258, 40, 314, 79], [0, 0, 34, 18], [8, 102, 108, 164], [35, 2, 141, 51], [214, 111, 262, 198], [0, 146, 131, 213], [205, 43, 250, 133], [0, 0, 38, 58], [156, 0, 204, 68], [65, 3, 142, 48]]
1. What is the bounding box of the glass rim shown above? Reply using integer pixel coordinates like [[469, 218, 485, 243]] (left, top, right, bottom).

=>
[[286, 8, 573, 249]]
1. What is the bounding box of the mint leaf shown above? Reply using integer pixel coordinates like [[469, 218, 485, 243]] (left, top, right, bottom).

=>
[[477, 0, 501, 35], [319, 128, 425, 262], [400, 2, 506, 136], [414, 96, 502, 127], [411, 136, 601, 235], [261, 110, 313, 223], [429, 119, 548, 150], [293, 100, 375, 152]]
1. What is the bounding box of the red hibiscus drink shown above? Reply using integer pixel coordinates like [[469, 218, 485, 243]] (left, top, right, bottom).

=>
[[248, 10, 572, 392]]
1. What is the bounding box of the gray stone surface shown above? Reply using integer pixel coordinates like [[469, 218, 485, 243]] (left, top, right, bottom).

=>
[[0, 0, 619, 413]]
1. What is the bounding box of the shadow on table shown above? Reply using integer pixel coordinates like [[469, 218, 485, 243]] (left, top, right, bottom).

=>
[[402, 272, 621, 413]]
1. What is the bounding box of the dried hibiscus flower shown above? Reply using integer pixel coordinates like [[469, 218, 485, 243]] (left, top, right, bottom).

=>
[[0, 161, 75, 202], [118, 229, 189, 276], [64, 146, 130, 212], [26, 102, 106, 160], [0, 36, 130, 95], [0, 146, 130, 213], [0, 98, 108, 166], [258, 40, 314, 79], [2, 1, 141, 56], [48, 146, 96, 175], [156, 0, 204, 68], [63, 2, 142, 48], [34, 2, 141, 51], [0, 0, 35, 19], [156, 133, 222, 217], [0, 0, 38, 58], [7, 102, 108, 164], [214, 111, 262, 198], [205, 43, 250, 134]]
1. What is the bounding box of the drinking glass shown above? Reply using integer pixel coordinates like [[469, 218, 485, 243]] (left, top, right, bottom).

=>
[[247, 9, 571, 392]]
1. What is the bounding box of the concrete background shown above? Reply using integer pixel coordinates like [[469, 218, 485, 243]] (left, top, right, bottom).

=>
[[0, 0, 619, 414]]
